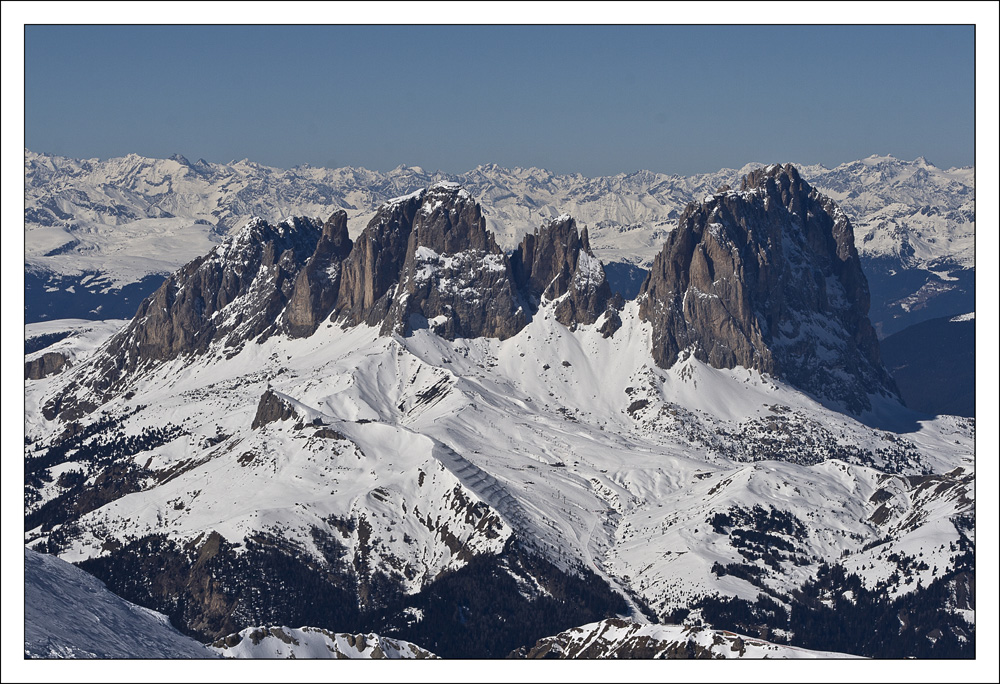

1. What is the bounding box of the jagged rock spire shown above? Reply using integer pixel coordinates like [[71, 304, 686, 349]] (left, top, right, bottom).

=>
[[285, 210, 353, 337], [379, 182, 527, 340], [512, 215, 613, 329]]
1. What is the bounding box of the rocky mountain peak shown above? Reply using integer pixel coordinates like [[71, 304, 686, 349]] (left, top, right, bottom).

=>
[[639, 164, 896, 413], [377, 184, 527, 339], [47, 215, 330, 414], [512, 215, 614, 331], [284, 210, 353, 337], [410, 181, 496, 253], [118, 214, 324, 359]]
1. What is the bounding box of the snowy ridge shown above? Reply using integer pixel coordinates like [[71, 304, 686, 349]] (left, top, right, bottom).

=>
[[513, 617, 863, 658], [209, 626, 436, 659]]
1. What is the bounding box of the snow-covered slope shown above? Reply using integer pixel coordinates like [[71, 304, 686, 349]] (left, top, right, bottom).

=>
[[208, 626, 435, 659], [23, 547, 214, 658], [22, 179, 974, 658], [24, 302, 974, 653], [25, 150, 973, 334], [512, 617, 862, 659]]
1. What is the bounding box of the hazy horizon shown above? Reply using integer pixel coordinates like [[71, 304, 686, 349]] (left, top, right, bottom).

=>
[[23, 24, 975, 178]]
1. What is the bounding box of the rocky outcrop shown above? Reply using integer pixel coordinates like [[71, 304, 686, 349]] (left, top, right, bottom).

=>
[[284, 210, 352, 337], [25, 351, 69, 379], [512, 216, 613, 330], [45, 216, 334, 417], [251, 389, 299, 430], [639, 164, 896, 413], [107, 216, 324, 367], [336, 193, 422, 328], [381, 182, 527, 340]]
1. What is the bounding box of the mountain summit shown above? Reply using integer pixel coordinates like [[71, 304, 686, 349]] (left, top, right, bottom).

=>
[[44, 182, 616, 419], [342, 181, 528, 339], [45, 170, 897, 419], [639, 164, 896, 413]]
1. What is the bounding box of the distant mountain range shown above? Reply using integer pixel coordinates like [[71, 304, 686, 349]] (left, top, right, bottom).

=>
[[25, 150, 974, 336]]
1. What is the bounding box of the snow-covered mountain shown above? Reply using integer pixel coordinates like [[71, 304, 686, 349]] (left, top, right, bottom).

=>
[[24, 150, 973, 336], [510, 617, 862, 659], [23, 172, 974, 659], [208, 626, 436, 659], [23, 547, 214, 658]]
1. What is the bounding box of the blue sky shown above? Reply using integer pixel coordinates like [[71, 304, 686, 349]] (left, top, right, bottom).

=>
[[23, 24, 975, 176]]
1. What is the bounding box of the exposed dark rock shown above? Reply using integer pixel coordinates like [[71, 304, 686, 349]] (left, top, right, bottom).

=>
[[25, 351, 70, 380], [107, 216, 324, 368], [512, 216, 612, 327], [336, 192, 422, 328], [251, 389, 299, 430], [284, 210, 353, 337], [598, 309, 622, 338], [46, 216, 330, 418], [380, 183, 527, 340], [638, 164, 897, 414]]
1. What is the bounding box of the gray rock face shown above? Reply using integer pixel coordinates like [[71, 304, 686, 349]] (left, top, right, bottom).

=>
[[336, 194, 422, 328], [47, 184, 617, 419], [512, 216, 613, 329], [284, 210, 352, 337], [380, 183, 527, 340], [251, 388, 299, 430], [51, 216, 327, 412], [25, 351, 69, 379], [110, 216, 323, 366], [639, 164, 896, 414]]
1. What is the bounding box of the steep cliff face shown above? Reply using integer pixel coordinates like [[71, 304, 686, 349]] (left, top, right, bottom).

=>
[[639, 164, 896, 413], [335, 193, 422, 328], [108, 216, 323, 365], [25, 351, 70, 380], [381, 182, 527, 340], [512, 216, 613, 330], [284, 210, 352, 338]]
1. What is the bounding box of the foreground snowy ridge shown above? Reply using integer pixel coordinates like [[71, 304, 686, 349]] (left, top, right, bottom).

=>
[[512, 618, 864, 659], [23, 548, 214, 658]]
